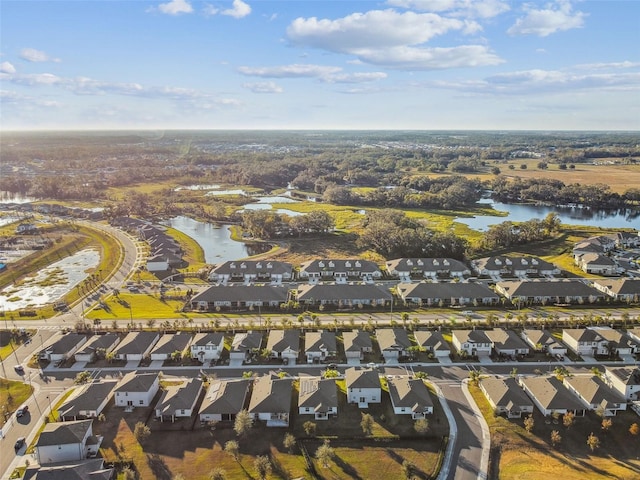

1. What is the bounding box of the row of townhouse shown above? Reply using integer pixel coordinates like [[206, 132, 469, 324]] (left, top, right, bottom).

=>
[[188, 278, 640, 312], [480, 365, 640, 419], [572, 232, 640, 276], [205, 254, 575, 287], [451, 327, 640, 360]]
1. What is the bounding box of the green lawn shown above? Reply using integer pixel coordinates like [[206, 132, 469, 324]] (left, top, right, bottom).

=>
[[0, 378, 33, 428]]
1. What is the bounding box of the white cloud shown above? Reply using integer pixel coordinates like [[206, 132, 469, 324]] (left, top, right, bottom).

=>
[[157, 0, 193, 15], [286, 9, 501, 70], [20, 48, 60, 63], [237, 63, 389, 83], [574, 61, 640, 70], [237, 64, 342, 78], [508, 1, 586, 37], [0, 90, 61, 108], [222, 0, 251, 18], [242, 81, 283, 93], [386, 0, 509, 19], [0, 61, 16, 74]]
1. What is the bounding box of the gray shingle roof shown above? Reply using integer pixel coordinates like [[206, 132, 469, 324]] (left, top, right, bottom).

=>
[[266, 329, 300, 353], [58, 381, 117, 419], [520, 376, 585, 411], [387, 377, 433, 411], [248, 375, 293, 414], [114, 331, 159, 355], [564, 376, 625, 405], [115, 371, 159, 394], [480, 376, 533, 410], [376, 328, 411, 352], [36, 420, 93, 447], [298, 377, 338, 411], [23, 459, 114, 480], [151, 332, 191, 355], [190, 285, 289, 304], [44, 333, 87, 355], [231, 331, 263, 352], [156, 378, 203, 415], [300, 259, 381, 274], [345, 367, 380, 390], [199, 379, 251, 415], [398, 282, 499, 300], [297, 284, 392, 302], [342, 330, 372, 353], [304, 331, 337, 353], [74, 334, 119, 356]]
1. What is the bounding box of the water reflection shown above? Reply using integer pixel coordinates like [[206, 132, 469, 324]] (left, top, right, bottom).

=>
[[163, 216, 270, 264]]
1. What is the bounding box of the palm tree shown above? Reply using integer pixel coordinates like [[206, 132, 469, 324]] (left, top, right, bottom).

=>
[[550, 430, 561, 447]]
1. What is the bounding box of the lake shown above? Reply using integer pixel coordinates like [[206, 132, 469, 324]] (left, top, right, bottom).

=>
[[164, 216, 270, 264], [456, 199, 640, 231]]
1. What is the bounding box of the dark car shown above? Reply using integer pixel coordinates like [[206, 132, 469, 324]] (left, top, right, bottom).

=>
[[14, 365, 24, 374], [14, 437, 26, 451], [326, 363, 338, 370], [16, 405, 29, 417]]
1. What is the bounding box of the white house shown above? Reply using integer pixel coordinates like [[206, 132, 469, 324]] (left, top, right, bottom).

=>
[[74, 333, 120, 363], [451, 330, 492, 357], [480, 376, 534, 418], [562, 329, 609, 356], [385, 257, 470, 281], [248, 374, 293, 427], [575, 253, 618, 276], [114, 371, 160, 408], [345, 367, 381, 408], [266, 329, 300, 365], [343, 330, 373, 364], [298, 377, 338, 420], [563, 376, 627, 416], [58, 381, 118, 421], [604, 366, 640, 401], [298, 259, 382, 284], [35, 420, 102, 465], [387, 377, 433, 418], [190, 332, 225, 363], [208, 260, 293, 284], [40, 333, 88, 363], [230, 331, 263, 364], [304, 330, 337, 364], [155, 378, 203, 422], [199, 379, 251, 423]]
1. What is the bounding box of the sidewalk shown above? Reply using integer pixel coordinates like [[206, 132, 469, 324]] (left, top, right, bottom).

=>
[[461, 378, 490, 480]]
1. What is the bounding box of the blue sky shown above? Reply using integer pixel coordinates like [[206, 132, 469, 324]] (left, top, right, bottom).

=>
[[1, 0, 639, 130]]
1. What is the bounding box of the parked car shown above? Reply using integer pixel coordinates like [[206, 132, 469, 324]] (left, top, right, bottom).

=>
[[14, 437, 25, 451], [14, 365, 24, 374], [16, 405, 29, 417]]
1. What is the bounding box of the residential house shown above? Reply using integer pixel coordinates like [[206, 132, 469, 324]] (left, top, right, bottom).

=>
[[562, 329, 609, 356], [451, 330, 492, 357], [190, 332, 225, 363], [22, 459, 114, 480], [485, 329, 531, 357], [156, 378, 203, 422], [189, 285, 289, 312], [58, 381, 118, 421], [376, 328, 412, 363], [266, 329, 301, 364], [563, 376, 627, 416], [199, 379, 251, 423], [230, 331, 263, 363], [575, 235, 617, 254], [590, 327, 639, 356], [472, 256, 560, 278], [612, 231, 640, 248], [304, 330, 337, 364], [345, 367, 381, 408], [74, 334, 120, 363], [387, 377, 433, 418], [299, 259, 382, 284], [575, 253, 619, 276], [396, 282, 500, 307], [39, 333, 88, 363], [519, 376, 586, 417], [298, 377, 338, 420], [208, 260, 293, 284], [248, 374, 293, 427], [114, 371, 160, 408], [572, 240, 606, 258], [480, 376, 534, 418], [413, 331, 451, 359], [296, 283, 393, 308], [593, 278, 640, 303], [385, 258, 470, 281], [604, 366, 640, 401], [112, 331, 160, 362], [495, 280, 606, 306], [520, 329, 567, 356], [343, 330, 373, 363], [149, 332, 191, 361], [628, 328, 640, 344], [35, 420, 102, 465]]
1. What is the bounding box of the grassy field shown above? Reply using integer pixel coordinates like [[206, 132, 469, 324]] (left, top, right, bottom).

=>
[[470, 383, 640, 480], [0, 378, 33, 427]]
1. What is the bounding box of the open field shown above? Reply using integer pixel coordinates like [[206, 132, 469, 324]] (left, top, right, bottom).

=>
[[0, 378, 33, 428], [469, 383, 640, 480]]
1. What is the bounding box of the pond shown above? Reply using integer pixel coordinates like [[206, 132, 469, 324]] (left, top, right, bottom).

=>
[[456, 199, 640, 231], [163, 216, 271, 264], [0, 249, 100, 312]]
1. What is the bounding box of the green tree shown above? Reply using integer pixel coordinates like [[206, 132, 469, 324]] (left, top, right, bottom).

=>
[[254, 455, 271, 480], [224, 440, 240, 461], [74, 371, 92, 384], [601, 418, 612, 433], [133, 421, 151, 443], [303, 421, 317, 437], [360, 413, 374, 436], [523, 415, 534, 433], [283, 433, 296, 453], [550, 430, 561, 447], [563, 411, 575, 429], [402, 459, 417, 480], [586, 432, 600, 452], [234, 409, 253, 437], [209, 468, 227, 480], [315, 439, 335, 468], [629, 423, 639, 436]]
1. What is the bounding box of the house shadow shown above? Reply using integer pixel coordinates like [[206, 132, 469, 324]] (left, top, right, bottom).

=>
[[146, 453, 172, 480]]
